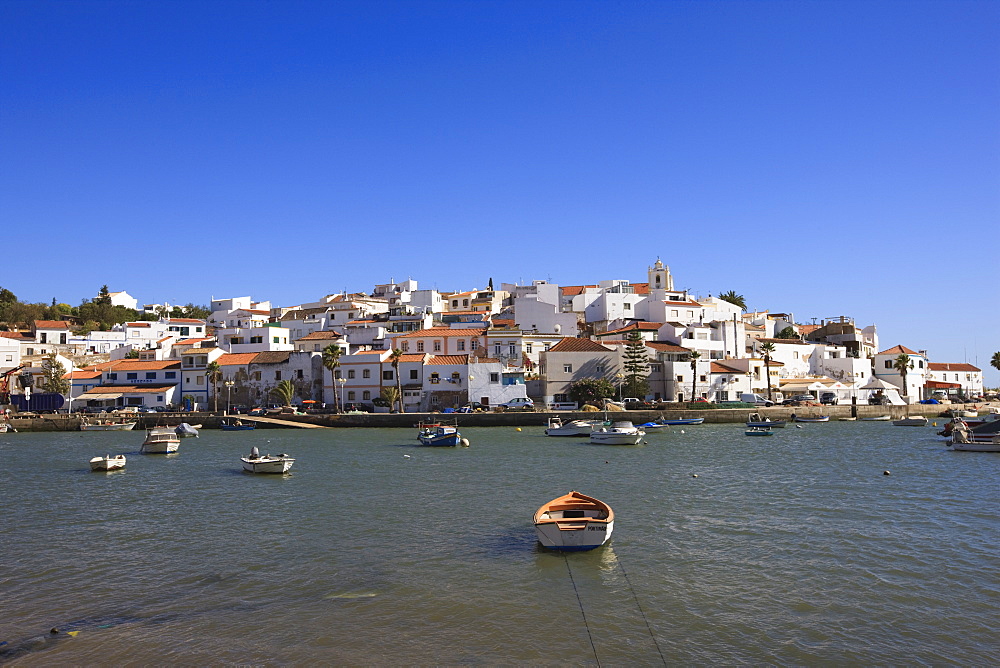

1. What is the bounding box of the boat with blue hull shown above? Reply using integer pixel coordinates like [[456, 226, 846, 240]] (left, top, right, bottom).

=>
[[639, 417, 705, 429], [418, 424, 463, 446], [221, 419, 256, 431]]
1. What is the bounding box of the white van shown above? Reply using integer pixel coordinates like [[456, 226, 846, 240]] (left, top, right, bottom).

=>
[[740, 393, 774, 407]]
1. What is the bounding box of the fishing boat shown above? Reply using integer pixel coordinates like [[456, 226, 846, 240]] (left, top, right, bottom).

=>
[[89, 454, 126, 471], [0, 422, 13, 433], [81, 420, 137, 431], [221, 419, 255, 431], [241, 446, 295, 473], [141, 427, 180, 453], [860, 415, 891, 421], [745, 426, 774, 436], [545, 417, 607, 436], [639, 417, 705, 429], [174, 423, 200, 438], [892, 416, 928, 427], [533, 491, 614, 551], [589, 421, 645, 445], [746, 413, 786, 428], [950, 435, 1000, 452], [416, 420, 445, 439], [417, 424, 463, 446], [792, 415, 830, 423], [948, 422, 1000, 451]]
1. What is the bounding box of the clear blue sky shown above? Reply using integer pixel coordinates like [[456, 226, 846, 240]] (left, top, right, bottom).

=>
[[2, 1, 998, 383]]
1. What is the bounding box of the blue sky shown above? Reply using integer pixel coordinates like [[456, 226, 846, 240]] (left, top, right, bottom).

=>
[[2, 1, 998, 383]]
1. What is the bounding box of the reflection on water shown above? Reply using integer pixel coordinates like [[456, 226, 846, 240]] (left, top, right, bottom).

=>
[[0, 423, 997, 664]]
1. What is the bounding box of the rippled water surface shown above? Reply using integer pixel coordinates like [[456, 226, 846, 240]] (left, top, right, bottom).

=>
[[1, 421, 997, 665]]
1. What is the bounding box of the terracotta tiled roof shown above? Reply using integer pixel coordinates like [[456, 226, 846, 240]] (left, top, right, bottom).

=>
[[296, 330, 343, 340], [878, 345, 920, 356], [279, 307, 329, 320], [89, 360, 181, 371], [399, 354, 426, 362], [928, 362, 980, 372], [598, 322, 663, 336], [710, 362, 746, 374], [396, 328, 483, 338], [66, 370, 103, 379], [426, 355, 469, 365], [126, 322, 151, 328], [33, 320, 69, 329], [560, 285, 598, 296], [0, 331, 31, 340], [217, 353, 259, 366], [252, 351, 291, 364], [168, 318, 206, 324], [632, 283, 650, 294], [645, 342, 689, 353], [174, 338, 212, 346], [548, 338, 611, 353]]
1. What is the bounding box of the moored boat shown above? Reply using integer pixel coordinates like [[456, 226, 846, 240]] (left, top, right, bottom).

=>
[[533, 491, 614, 551], [792, 415, 830, 423], [81, 420, 137, 431], [221, 419, 255, 431], [89, 454, 126, 471], [241, 446, 295, 473], [141, 427, 180, 453], [640, 417, 705, 428], [545, 417, 607, 436], [745, 426, 774, 436], [860, 415, 891, 421], [174, 422, 200, 438], [589, 421, 644, 445], [950, 435, 1000, 452], [418, 424, 464, 446], [892, 416, 928, 427], [746, 413, 786, 428]]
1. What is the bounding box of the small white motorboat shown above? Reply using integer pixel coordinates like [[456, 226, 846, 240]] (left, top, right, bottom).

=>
[[545, 417, 606, 436], [81, 421, 137, 431], [892, 416, 928, 427], [141, 427, 180, 453], [948, 422, 1000, 451], [533, 491, 614, 551], [89, 454, 126, 471], [241, 446, 295, 474], [792, 415, 830, 423], [861, 415, 892, 421], [589, 421, 645, 445], [745, 426, 774, 436]]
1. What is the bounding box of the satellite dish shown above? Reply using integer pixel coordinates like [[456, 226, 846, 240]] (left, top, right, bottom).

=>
[[554, 324, 561, 333]]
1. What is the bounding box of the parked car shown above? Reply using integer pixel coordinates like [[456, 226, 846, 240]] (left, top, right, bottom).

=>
[[343, 402, 372, 413], [783, 395, 817, 406], [248, 407, 267, 416], [819, 392, 838, 406], [498, 397, 535, 411], [135, 406, 156, 413]]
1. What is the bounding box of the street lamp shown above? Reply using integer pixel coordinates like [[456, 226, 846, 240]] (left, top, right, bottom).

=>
[[224, 380, 235, 415], [616, 373, 625, 402], [337, 377, 347, 412]]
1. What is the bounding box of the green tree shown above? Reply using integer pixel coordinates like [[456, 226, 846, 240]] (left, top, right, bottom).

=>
[[893, 353, 914, 398], [0, 287, 17, 303], [321, 344, 343, 412], [622, 330, 650, 399], [95, 285, 112, 305], [380, 386, 401, 412], [759, 341, 776, 401], [687, 351, 702, 401], [271, 379, 295, 406], [40, 354, 70, 396], [990, 351, 1000, 374], [180, 303, 211, 319], [775, 326, 798, 339], [389, 348, 404, 412], [568, 378, 616, 406], [207, 361, 222, 412], [717, 290, 747, 311]]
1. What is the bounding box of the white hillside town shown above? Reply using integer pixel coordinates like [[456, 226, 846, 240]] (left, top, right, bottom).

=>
[[0, 259, 989, 413]]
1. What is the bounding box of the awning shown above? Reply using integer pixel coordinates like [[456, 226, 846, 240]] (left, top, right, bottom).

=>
[[924, 380, 961, 389], [80, 392, 123, 400]]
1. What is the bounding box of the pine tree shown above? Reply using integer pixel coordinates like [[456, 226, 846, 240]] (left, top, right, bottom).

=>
[[622, 330, 650, 399]]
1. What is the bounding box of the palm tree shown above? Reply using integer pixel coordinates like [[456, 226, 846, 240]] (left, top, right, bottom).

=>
[[893, 353, 914, 399], [759, 341, 776, 401], [321, 344, 343, 412], [389, 348, 404, 413], [717, 290, 747, 311], [271, 379, 295, 406], [206, 361, 222, 412], [991, 351, 1000, 374], [688, 351, 701, 402]]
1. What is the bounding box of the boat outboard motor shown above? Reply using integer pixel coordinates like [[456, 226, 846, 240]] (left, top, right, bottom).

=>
[[250, 446, 260, 458]]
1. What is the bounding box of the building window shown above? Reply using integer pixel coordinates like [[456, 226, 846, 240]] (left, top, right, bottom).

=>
[[197, 375, 205, 385], [40, 333, 47, 343], [410, 369, 418, 380], [347, 391, 356, 400], [401, 341, 409, 352], [273, 337, 280, 344], [676, 375, 683, 382], [230, 337, 243, 345], [250, 336, 263, 344], [253, 372, 261, 381], [433, 340, 441, 352], [363, 391, 371, 400], [145, 372, 156, 380], [127, 373, 138, 380], [363, 369, 371, 379], [348, 370, 356, 379], [165, 372, 176, 379], [509, 344, 516, 356], [885, 360, 893, 369], [109, 373, 117, 380], [457, 340, 465, 351], [490, 373, 499, 383], [275, 371, 281, 380], [624, 303, 631, 310], [417, 341, 424, 352], [526, 343, 533, 354], [383, 370, 393, 380], [470, 339, 478, 350], [451, 372, 460, 380], [296, 369, 303, 379], [494, 345, 502, 355], [563, 364, 573, 373]]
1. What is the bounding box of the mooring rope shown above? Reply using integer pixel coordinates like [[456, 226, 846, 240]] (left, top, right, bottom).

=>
[[617, 556, 667, 666], [563, 554, 601, 667]]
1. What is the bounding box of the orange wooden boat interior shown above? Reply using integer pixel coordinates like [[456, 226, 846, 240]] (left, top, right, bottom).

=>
[[533, 491, 614, 550]]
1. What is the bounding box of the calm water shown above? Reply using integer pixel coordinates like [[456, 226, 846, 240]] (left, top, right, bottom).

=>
[[1, 421, 997, 665]]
